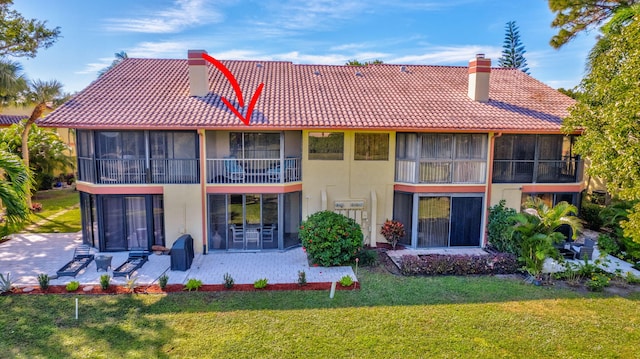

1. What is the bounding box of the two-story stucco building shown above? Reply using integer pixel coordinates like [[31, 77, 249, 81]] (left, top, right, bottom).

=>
[[38, 51, 582, 254]]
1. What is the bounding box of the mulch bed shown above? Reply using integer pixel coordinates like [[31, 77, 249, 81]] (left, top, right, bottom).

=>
[[5, 281, 360, 295]]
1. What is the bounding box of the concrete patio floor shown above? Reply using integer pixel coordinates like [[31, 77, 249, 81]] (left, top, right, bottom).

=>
[[0, 232, 356, 287]]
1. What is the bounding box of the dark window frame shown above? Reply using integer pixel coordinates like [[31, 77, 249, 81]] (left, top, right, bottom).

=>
[[308, 132, 344, 160]]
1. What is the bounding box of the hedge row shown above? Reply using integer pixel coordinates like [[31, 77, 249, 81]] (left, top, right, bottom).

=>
[[399, 253, 518, 276]]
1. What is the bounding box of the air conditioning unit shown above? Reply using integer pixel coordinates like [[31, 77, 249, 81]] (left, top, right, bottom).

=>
[[334, 200, 365, 210]]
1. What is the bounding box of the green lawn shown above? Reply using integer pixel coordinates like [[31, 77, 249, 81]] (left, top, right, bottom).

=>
[[26, 188, 81, 233], [1, 270, 639, 358], [1, 188, 81, 238]]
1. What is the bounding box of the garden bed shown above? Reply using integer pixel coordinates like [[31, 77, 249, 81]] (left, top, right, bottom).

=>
[[5, 281, 360, 295]]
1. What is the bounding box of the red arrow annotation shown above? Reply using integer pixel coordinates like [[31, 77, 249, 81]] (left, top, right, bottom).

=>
[[201, 53, 264, 126]]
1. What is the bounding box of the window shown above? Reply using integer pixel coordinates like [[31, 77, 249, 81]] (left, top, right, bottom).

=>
[[308, 132, 344, 160], [230, 132, 280, 159], [355, 133, 389, 160], [419, 134, 486, 183]]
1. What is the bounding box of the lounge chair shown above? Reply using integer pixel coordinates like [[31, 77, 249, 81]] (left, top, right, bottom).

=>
[[113, 250, 149, 278], [56, 245, 95, 277]]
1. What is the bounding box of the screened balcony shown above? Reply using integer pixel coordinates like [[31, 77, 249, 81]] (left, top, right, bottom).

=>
[[492, 158, 582, 183], [76, 130, 200, 185], [492, 134, 582, 184], [395, 133, 488, 184], [205, 131, 302, 184]]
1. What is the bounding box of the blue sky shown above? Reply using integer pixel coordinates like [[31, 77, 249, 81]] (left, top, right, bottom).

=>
[[13, 0, 597, 94]]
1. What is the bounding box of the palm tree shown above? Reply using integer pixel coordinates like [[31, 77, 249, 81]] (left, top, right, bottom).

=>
[[0, 59, 27, 107], [512, 197, 583, 278], [98, 51, 128, 77], [20, 79, 64, 208], [0, 149, 30, 224]]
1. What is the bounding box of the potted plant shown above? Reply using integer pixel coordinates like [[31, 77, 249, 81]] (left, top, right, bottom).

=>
[[380, 219, 406, 250]]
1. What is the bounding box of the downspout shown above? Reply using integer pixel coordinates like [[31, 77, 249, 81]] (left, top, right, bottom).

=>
[[199, 128, 208, 254], [484, 132, 502, 247]]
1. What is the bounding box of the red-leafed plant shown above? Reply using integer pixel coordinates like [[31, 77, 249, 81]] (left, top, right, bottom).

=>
[[380, 220, 406, 250]]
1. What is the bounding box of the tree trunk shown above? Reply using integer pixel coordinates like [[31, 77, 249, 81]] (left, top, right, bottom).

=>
[[21, 102, 45, 209]]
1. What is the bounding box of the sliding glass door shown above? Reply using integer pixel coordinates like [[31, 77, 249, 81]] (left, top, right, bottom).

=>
[[208, 192, 300, 251], [412, 194, 483, 248], [98, 194, 165, 252]]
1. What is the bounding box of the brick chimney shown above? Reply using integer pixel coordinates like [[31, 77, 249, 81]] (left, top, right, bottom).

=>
[[188, 50, 208, 97], [467, 54, 491, 102]]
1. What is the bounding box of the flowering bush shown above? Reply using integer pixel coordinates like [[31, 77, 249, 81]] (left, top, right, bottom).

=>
[[300, 211, 363, 266], [380, 220, 406, 250]]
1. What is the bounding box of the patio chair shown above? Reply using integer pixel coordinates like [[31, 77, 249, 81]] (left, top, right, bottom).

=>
[[223, 157, 245, 182], [56, 245, 95, 277], [261, 224, 276, 243], [265, 157, 298, 182], [230, 225, 244, 244], [574, 238, 595, 260]]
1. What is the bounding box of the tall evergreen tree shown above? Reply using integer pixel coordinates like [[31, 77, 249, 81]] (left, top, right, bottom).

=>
[[498, 21, 530, 74]]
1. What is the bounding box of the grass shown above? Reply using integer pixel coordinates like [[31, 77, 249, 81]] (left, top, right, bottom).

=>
[[5, 188, 81, 235], [1, 269, 639, 358]]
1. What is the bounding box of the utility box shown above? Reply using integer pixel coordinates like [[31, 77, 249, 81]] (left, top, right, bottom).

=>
[[170, 234, 194, 271]]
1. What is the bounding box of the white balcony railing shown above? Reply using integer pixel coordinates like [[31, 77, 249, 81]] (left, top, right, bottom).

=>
[[207, 157, 301, 184]]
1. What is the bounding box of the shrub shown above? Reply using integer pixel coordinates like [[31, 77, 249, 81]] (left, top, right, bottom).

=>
[[586, 273, 610, 292], [380, 219, 406, 250], [339, 275, 354, 287], [299, 211, 363, 266], [184, 278, 203, 291], [297, 271, 307, 286], [399, 253, 519, 276], [35, 172, 55, 191], [597, 233, 620, 255], [66, 281, 80, 292], [158, 274, 169, 290], [223, 273, 234, 289], [487, 200, 518, 254], [355, 248, 378, 267], [125, 276, 139, 292], [580, 200, 604, 230], [100, 274, 110, 290], [0, 272, 13, 293], [254, 278, 268, 289], [37, 273, 49, 290], [625, 272, 640, 284]]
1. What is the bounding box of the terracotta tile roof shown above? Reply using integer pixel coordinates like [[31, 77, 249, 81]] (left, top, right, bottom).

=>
[[0, 115, 25, 126], [39, 58, 575, 133]]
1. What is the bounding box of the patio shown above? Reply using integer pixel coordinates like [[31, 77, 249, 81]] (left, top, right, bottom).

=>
[[0, 232, 356, 287]]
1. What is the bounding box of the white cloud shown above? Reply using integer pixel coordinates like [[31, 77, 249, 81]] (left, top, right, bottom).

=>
[[389, 46, 502, 64], [105, 0, 222, 33], [126, 41, 193, 58], [74, 58, 116, 74]]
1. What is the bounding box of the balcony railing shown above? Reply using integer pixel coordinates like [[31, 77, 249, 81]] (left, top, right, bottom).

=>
[[207, 157, 301, 184], [78, 157, 199, 184], [492, 159, 582, 183]]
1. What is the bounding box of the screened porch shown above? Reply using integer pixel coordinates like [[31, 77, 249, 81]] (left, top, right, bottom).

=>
[[205, 131, 302, 184]]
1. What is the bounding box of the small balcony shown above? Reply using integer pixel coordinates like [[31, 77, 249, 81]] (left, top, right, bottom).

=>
[[78, 157, 199, 184], [206, 157, 301, 184], [492, 158, 582, 183]]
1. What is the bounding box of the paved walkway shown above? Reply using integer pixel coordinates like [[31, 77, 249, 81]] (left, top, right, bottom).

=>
[[0, 233, 356, 287]]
